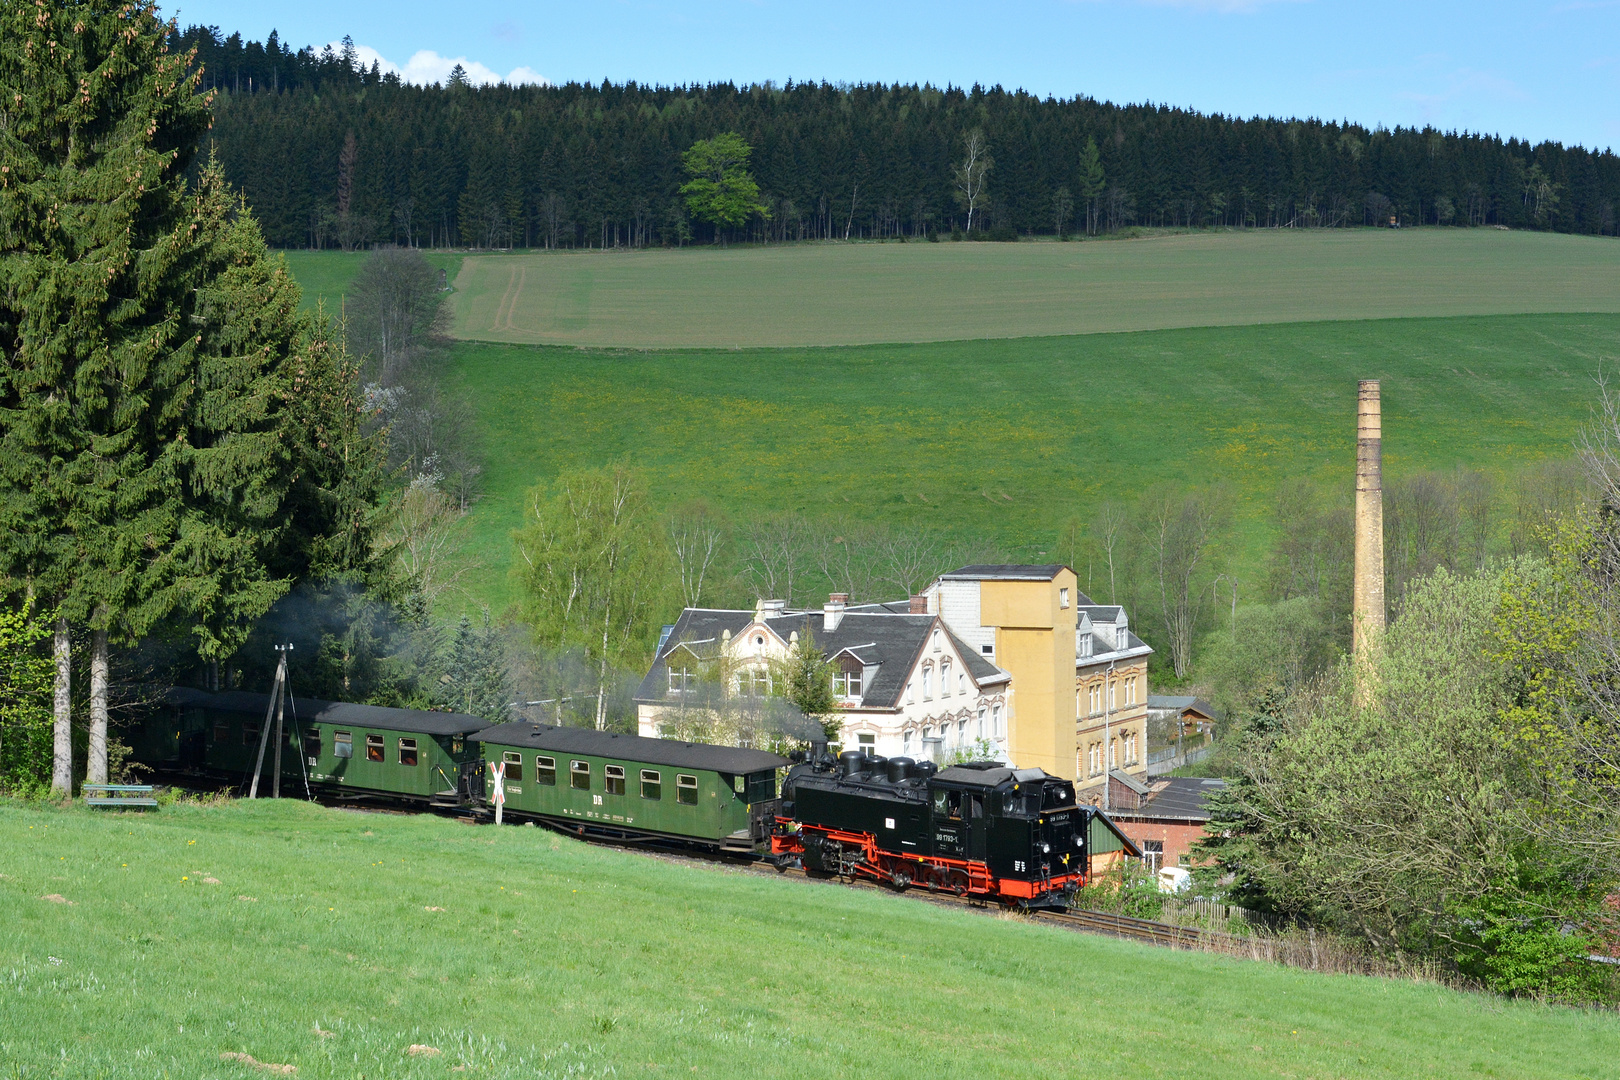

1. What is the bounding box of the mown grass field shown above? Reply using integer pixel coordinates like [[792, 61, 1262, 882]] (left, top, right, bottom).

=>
[[445, 229, 1620, 349], [446, 313, 1613, 613], [281, 250, 463, 317], [3, 798, 1614, 1080]]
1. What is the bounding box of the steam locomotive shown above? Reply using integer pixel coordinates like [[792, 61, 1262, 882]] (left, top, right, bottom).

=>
[[773, 743, 1087, 910]]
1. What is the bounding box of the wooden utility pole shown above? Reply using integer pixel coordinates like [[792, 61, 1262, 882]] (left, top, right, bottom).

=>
[[249, 645, 292, 799]]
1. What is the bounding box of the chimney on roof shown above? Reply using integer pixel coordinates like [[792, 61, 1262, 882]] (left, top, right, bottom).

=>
[[909, 594, 928, 615], [759, 598, 787, 620], [1354, 379, 1385, 661], [825, 593, 848, 632]]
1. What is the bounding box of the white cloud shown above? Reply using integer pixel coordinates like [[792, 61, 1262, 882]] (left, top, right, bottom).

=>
[[336, 42, 548, 87]]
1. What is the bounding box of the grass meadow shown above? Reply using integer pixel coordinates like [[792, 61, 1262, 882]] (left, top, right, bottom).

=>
[[443, 229, 1620, 349], [281, 250, 464, 317], [446, 313, 1613, 613], [3, 798, 1615, 1080]]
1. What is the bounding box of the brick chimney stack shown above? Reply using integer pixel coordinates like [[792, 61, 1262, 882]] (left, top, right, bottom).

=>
[[1354, 380, 1385, 659]]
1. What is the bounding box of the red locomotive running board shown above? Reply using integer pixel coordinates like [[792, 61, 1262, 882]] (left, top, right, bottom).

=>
[[773, 819, 1082, 904]]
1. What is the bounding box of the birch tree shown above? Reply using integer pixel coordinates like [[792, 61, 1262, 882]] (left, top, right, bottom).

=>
[[513, 465, 672, 728], [952, 129, 992, 233]]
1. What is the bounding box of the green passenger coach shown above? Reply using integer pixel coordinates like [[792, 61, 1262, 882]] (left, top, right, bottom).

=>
[[144, 688, 490, 803], [471, 723, 789, 853]]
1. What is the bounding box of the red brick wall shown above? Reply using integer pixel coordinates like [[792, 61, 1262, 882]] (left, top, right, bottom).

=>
[[1111, 819, 1209, 868]]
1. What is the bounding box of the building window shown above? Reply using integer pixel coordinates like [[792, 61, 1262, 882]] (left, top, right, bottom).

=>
[[837, 667, 861, 699], [1109, 739, 1118, 770], [333, 731, 352, 758], [398, 738, 419, 767], [932, 629, 941, 651], [668, 666, 693, 694], [1126, 732, 1138, 763], [604, 765, 626, 796], [976, 707, 986, 740], [958, 672, 967, 696], [641, 769, 661, 799], [903, 729, 913, 756], [906, 680, 915, 705], [570, 760, 590, 790], [858, 733, 875, 754], [502, 750, 522, 781], [958, 720, 968, 746], [981, 644, 993, 656], [940, 660, 951, 697], [1142, 839, 1164, 872], [536, 756, 556, 785], [992, 704, 1003, 738], [1080, 632, 1093, 658], [366, 734, 384, 762], [922, 665, 932, 700], [676, 774, 699, 805], [1060, 587, 1070, 609], [1108, 681, 1117, 711]]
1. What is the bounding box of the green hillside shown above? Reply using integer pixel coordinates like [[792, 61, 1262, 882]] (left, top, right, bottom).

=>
[[446, 229, 1620, 349], [447, 313, 1612, 613], [4, 799, 1613, 1079]]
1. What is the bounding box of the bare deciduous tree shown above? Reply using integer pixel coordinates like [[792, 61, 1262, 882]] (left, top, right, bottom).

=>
[[669, 500, 729, 608], [741, 513, 811, 603], [1138, 485, 1232, 679], [952, 129, 991, 233], [381, 480, 476, 604]]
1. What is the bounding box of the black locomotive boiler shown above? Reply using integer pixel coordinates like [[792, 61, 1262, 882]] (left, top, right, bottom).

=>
[[773, 747, 1087, 909]]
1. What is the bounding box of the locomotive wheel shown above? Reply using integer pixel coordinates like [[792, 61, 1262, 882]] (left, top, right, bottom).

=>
[[889, 871, 911, 892], [947, 869, 970, 895]]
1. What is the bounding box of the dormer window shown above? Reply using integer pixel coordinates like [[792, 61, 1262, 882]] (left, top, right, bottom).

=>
[[836, 665, 862, 700], [668, 665, 694, 694]]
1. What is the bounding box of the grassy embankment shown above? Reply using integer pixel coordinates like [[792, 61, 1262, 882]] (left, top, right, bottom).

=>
[[4, 798, 1615, 1079], [279, 232, 1620, 615]]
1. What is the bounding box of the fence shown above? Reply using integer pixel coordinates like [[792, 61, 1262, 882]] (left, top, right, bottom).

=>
[[1146, 742, 1216, 776]]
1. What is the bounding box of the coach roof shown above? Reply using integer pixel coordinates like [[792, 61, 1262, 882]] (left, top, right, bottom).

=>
[[472, 722, 789, 774]]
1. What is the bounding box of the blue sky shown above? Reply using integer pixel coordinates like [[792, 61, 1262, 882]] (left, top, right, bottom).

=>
[[167, 1, 1619, 150]]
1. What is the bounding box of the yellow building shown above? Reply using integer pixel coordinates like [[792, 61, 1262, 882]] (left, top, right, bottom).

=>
[[924, 566, 1152, 796]]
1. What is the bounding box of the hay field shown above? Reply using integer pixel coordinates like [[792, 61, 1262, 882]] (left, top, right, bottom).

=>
[[448, 229, 1620, 349], [447, 313, 1612, 613], [5, 798, 1615, 1079]]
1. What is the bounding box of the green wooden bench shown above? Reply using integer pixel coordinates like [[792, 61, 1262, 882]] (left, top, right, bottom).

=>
[[82, 784, 158, 809]]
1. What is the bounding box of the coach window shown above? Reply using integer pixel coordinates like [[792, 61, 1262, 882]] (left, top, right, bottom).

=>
[[676, 774, 699, 805], [641, 769, 661, 800], [605, 765, 626, 795], [333, 731, 353, 758], [571, 760, 591, 790], [399, 738, 419, 767], [365, 734, 385, 762], [214, 719, 230, 744], [500, 750, 522, 781], [303, 730, 321, 763], [536, 756, 556, 785], [242, 719, 261, 746]]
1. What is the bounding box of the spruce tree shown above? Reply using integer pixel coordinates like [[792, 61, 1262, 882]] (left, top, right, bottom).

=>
[[0, 2, 384, 789]]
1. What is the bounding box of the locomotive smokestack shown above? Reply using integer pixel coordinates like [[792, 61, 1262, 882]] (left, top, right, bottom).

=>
[[1354, 379, 1385, 659]]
